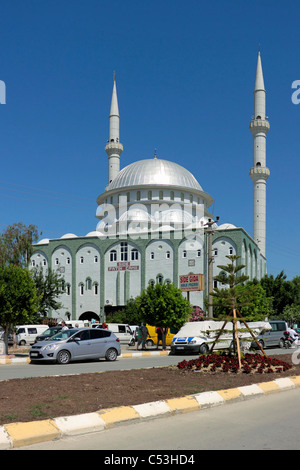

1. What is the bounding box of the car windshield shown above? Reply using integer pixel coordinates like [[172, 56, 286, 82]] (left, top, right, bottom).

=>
[[47, 329, 78, 341], [42, 328, 52, 335]]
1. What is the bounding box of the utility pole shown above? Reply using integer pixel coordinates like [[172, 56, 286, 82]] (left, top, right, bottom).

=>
[[205, 217, 219, 318]]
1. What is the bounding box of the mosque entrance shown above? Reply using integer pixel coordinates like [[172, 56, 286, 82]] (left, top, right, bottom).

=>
[[79, 311, 100, 322]]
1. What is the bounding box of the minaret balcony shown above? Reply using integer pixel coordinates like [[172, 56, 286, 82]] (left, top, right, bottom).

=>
[[249, 166, 270, 181], [105, 141, 123, 156], [249, 119, 270, 135]]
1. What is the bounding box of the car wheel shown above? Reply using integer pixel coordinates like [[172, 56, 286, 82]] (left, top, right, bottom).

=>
[[105, 348, 118, 361], [56, 350, 71, 364], [19, 340, 26, 346], [199, 343, 209, 354], [146, 339, 154, 347], [279, 339, 285, 349], [129, 337, 135, 346]]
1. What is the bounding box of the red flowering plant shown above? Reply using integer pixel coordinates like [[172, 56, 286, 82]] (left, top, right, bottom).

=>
[[177, 353, 292, 374]]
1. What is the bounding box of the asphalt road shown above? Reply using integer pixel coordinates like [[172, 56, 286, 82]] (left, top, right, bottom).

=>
[[19, 387, 300, 450], [0, 346, 294, 380]]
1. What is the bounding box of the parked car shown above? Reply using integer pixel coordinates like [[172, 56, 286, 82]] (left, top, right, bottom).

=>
[[145, 325, 177, 347], [34, 326, 64, 343], [16, 325, 49, 345], [105, 323, 135, 346], [29, 328, 121, 364], [171, 320, 271, 355], [252, 320, 289, 349]]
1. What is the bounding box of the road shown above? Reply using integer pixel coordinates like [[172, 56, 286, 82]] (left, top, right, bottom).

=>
[[19, 387, 300, 450]]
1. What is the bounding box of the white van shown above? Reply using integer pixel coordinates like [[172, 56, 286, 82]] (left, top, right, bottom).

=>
[[170, 320, 271, 355], [63, 320, 90, 328], [16, 325, 48, 346], [106, 323, 134, 346]]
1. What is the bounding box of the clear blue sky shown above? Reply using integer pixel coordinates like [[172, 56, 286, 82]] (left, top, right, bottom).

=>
[[0, 0, 299, 280]]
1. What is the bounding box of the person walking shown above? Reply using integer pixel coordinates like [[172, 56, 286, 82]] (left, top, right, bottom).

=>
[[156, 327, 163, 349], [141, 324, 149, 350], [136, 326, 143, 350]]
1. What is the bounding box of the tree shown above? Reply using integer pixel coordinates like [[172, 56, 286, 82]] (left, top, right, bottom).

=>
[[0, 222, 40, 268], [0, 265, 39, 354], [31, 265, 65, 319], [210, 255, 267, 367], [106, 298, 144, 325], [260, 271, 296, 316], [136, 283, 192, 349]]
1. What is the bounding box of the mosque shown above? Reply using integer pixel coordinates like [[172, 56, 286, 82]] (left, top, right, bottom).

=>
[[31, 52, 269, 323]]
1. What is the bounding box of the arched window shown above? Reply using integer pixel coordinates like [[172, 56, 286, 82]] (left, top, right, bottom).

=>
[[110, 250, 117, 262]]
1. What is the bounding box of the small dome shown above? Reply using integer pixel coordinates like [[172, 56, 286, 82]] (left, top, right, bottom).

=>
[[36, 238, 49, 245], [106, 158, 203, 192], [85, 231, 101, 237], [61, 233, 78, 239], [217, 223, 237, 230]]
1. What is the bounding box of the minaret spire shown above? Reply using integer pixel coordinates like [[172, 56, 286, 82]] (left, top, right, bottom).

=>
[[249, 49, 270, 258], [105, 74, 123, 185]]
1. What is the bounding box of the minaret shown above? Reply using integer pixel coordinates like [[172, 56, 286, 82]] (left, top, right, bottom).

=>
[[105, 73, 123, 185], [249, 50, 270, 257]]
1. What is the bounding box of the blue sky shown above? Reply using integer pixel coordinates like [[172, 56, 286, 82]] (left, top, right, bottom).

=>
[[0, 0, 299, 280]]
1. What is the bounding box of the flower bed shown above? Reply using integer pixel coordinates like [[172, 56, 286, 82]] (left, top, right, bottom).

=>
[[177, 353, 293, 374]]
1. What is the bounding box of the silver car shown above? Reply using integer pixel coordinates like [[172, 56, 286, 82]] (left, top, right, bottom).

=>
[[29, 328, 121, 364]]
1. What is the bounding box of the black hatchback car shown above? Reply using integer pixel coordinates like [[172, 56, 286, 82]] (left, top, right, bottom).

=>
[[35, 326, 64, 343]]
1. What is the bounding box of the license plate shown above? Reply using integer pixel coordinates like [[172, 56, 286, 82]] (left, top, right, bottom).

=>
[[176, 346, 184, 350], [30, 352, 38, 357]]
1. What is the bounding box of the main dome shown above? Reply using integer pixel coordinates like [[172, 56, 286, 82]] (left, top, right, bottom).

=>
[[106, 158, 204, 192]]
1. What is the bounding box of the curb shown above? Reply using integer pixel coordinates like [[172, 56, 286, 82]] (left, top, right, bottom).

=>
[[0, 349, 170, 365], [0, 374, 299, 449]]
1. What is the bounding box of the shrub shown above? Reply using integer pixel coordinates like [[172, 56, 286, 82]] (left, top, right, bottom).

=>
[[177, 353, 292, 374]]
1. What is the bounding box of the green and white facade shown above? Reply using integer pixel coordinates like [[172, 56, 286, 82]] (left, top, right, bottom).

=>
[[31, 53, 268, 323]]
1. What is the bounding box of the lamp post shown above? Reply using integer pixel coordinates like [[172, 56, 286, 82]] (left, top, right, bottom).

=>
[[205, 217, 219, 318]]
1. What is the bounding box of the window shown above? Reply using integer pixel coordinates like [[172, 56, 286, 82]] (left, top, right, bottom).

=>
[[229, 247, 233, 255], [131, 248, 138, 261], [213, 280, 218, 288], [61, 279, 65, 291], [94, 255, 98, 263], [94, 283, 98, 295], [120, 242, 128, 261], [213, 248, 218, 256], [137, 190, 140, 201], [183, 250, 187, 258], [31, 260, 35, 267], [86, 278, 92, 290], [148, 190, 152, 200], [43, 259, 47, 266], [170, 191, 174, 201], [197, 249, 201, 257], [110, 250, 117, 262], [55, 258, 59, 265], [79, 283, 84, 295], [159, 190, 163, 200], [66, 257, 70, 265], [166, 251, 171, 259], [66, 284, 71, 296], [80, 256, 84, 264], [157, 275, 164, 285], [150, 252, 154, 260]]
